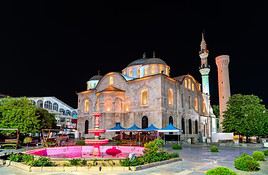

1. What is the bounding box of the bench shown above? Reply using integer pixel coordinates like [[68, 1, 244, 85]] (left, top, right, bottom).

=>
[[0, 139, 18, 149]]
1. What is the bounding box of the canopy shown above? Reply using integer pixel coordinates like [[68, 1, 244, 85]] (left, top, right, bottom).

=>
[[106, 122, 125, 132], [158, 123, 182, 133], [125, 124, 142, 131], [144, 124, 159, 131]]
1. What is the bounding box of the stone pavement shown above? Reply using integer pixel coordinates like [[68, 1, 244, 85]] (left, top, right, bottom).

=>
[[0, 144, 268, 175]]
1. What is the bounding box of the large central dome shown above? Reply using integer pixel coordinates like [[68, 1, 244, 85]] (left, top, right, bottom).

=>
[[128, 58, 167, 67]]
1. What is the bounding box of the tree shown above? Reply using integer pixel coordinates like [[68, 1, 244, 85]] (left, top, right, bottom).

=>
[[0, 97, 40, 134], [212, 105, 220, 130], [35, 108, 57, 129], [223, 94, 268, 142]]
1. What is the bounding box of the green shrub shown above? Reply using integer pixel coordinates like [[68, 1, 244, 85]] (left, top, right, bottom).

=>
[[252, 151, 265, 161], [120, 157, 144, 166], [8, 153, 23, 162], [22, 154, 34, 164], [206, 166, 237, 175], [168, 152, 179, 158], [172, 144, 182, 150], [30, 157, 54, 167], [69, 159, 81, 166], [234, 154, 260, 171], [263, 150, 268, 156], [75, 140, 85, 146], [80, 159, 87, 166], [210, 145, 219, 152]]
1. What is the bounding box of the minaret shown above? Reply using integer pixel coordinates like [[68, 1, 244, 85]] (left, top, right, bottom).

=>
[[199, 33, 210, 95], [216, 55, 231, 132]]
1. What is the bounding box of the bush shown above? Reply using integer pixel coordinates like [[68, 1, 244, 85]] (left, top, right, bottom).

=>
[[120, 157, 144, 166], [234, 154, 260, 171], [168, 152, 179, 158], [263, 150, 268, 156], [22, 154, 34, 165], [75, 140, 85, 146], [172, 144, 182, 150], [206, 166, 237, 175], [252, 151, 265, 161], [8, 153, 23, 162], [210, 145, 219, 152], [69, 159, 81, 166], [30, 157, 54, 167]]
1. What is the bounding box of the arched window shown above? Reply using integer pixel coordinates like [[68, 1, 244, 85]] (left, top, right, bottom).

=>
[[188, 119, 192, 134], [109, 76, 114, 85], [182, 118, 185, 134], [202, 101, 206, 113], [53, 103, 58, 111], [44, 101, 52, 110], [151, 65, 156, 74], [59, 108, 65, 115], [141, 89, 148, 105], [192, 83, 195, 91], [37, 100, 43, 108], [105, 98, 113, 112], [84, 99, 89, 113], [85, 120, 89, 134], [184, 79, 187, 88], [72, 111, 77, 117], [188, 79, 191, 89], [169, 116, 173, 125], [195, 120, 198, 134], [168, 88, 173, 105], [194, 97, 198, 111], [66, 110, 71, 116], [144, 66, 149, 75], [142, 116, 148, 129]]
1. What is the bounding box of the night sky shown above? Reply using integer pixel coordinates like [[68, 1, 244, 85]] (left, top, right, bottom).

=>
[[1, 1, 268, 108]]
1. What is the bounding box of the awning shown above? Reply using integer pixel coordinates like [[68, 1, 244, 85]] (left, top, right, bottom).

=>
[[158, 123, 182, 133], [125, 124, 142, 131], [144, 124, 159, 131], [106, 122, 126, 132]]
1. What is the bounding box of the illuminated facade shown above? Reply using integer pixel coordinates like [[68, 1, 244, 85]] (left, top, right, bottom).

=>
[[77, 51, 213, 142]]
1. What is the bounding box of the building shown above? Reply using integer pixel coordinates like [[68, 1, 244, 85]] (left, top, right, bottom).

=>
[[77, 34, 216, 143], [29, 97, 78, 129]]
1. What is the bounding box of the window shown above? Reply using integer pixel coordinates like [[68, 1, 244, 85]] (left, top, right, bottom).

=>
[[151, 65, 156, 74], [66, 110, 71, 116], [105, 99, 112, 112], [72, 111, 77, 117], [169, 116, 173, 125], [53, 103, 58, 111], [202, 101, 206, 113], [182, 118, 185, 134], [184, 79, 187, 88], [115, 98, 122, 112], [85, 120, 89, 134], [165, 67, 169, 75], [188, 119, 192, 134], [44, 101, 52, 110], [141, 89, 148, 105], [109, 76, 114, 85], [194, 97, 198, 111], [168, 89, 174, 105], [137, 68, 140, 77], [144, 66, 149, 75], [59, 108, 65, 115], [159, 65, 164, 73], [188, 79, 191, 89], [142, 116, 148, 129], [129, 68, 133, 77], [195, 120, 198, 134], [192, 83, 195, 91], [84, 99, 89, 113], [37, 100, 43, 108]]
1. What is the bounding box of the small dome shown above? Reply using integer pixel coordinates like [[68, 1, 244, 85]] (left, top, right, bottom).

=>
[[89, 75, 103, 81], [127, 58, 167, 67]]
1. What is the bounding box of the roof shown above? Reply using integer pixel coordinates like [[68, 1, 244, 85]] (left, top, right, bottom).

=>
[[89, 75, 103, 81], [127, 58, 167, 67], [173, 75, 187, 82], [125, 124, 142, 131], [97, 85, 125, 93]]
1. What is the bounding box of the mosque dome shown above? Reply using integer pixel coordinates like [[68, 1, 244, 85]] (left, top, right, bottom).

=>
[[89, 75, 103, 81], [127, 58, 167, 67]]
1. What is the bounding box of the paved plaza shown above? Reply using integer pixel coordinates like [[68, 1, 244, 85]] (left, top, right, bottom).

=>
[[0, 144, 267, 175]]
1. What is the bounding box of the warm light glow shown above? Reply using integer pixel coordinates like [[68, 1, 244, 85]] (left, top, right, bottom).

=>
[[202, 101, 206, 113], [84, 99, 89, 113], [159, 64, 164, 73], [165, 66, 169, 75], [141, 89, 148, 105], [137, 68, 140, 77], [168, 88, 173, 105], [184, 79, 187, 88], [151, 65, 155, 74], [107, 107, 111, 112], [128, 68, 133, 77], [144, 66, 148, 75], [192, 83, 195, 91], [109, 76, 114, 85], [188, 79, 191, 89]]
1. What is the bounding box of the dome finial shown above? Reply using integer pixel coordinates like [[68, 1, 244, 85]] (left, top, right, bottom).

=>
[[142, 52, 146, 58], [152, 51, 156, 58]]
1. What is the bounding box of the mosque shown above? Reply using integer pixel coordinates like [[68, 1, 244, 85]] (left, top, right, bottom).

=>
[[77, 34, 217, 143]]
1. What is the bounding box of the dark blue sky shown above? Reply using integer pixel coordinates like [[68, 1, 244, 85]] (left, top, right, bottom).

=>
[[1, 1, 267, 108]]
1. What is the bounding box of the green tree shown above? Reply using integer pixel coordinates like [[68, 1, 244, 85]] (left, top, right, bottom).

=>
[[223, 94, 268, 142], [35, 108, 57, 129], [0, 97, 40, 134]]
